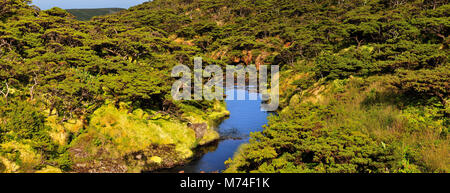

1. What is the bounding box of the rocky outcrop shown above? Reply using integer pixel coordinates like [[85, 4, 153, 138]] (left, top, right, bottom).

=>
[[70, 146, 128, 173], [188, 123, 208, 139]]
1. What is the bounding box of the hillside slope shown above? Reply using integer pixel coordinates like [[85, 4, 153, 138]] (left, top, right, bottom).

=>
[[67, 8, 125, 21], [0, 0, 228, 173], [97, 0, 449, 173], [0, 0, 448, 173]]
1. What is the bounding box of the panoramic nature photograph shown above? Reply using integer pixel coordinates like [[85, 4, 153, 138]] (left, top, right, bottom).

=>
[[0, 0, 448, 180]]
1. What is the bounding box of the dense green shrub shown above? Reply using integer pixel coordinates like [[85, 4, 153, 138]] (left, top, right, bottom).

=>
[[0, 0, 448, 173]]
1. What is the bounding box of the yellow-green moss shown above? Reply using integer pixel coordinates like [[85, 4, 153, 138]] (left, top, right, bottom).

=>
[[88, 104, 197, 158], [0, 156, 20, 173], [150, 156, 162, 164], [35, 166, 63, 173], [67, 99, 229, 172], [198, 127, 220, 145], [207, 100, 230, 126], [46, 115, 85, 146], [0, 141, 42, 173]]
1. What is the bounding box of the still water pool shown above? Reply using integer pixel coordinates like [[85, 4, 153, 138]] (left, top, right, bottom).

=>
[[159, 87, 270, 173]]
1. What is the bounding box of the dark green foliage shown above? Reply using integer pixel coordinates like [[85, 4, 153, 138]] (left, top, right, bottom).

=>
[[99, 61, 169, 109], [0, 0, 448, 173], [0, 101, 57, 154], [396, 65, 450, 104], [315, 48, 376, 80], [0, 0, 32, 21], [227, 103, 393, 173]]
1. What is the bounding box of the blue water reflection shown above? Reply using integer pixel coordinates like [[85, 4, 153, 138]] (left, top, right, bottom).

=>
[[160, 87, 270, 173]]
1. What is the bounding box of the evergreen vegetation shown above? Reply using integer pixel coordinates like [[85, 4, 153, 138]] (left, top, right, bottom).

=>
[[0, 0, 448, 173]]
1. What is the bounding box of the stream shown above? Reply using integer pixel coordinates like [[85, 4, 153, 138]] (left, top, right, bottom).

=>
[[159, 87, 270, 173]]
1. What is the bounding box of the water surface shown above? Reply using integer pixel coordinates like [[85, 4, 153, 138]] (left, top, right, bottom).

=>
[[160, 87, 270, 173]]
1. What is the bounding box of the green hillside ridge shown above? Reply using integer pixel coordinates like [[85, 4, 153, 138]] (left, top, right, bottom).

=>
[[66, 8, 125, 21], [0, 0, 448, 173]]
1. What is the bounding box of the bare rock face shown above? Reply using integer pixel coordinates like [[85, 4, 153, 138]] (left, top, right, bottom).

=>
[[188, 123, 208, 139]]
